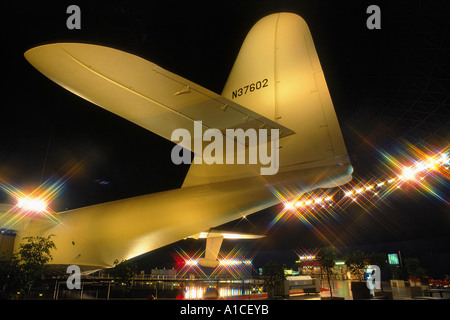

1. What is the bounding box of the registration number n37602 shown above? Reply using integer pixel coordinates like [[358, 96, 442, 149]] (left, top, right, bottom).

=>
[[231, 78, 268, 99]]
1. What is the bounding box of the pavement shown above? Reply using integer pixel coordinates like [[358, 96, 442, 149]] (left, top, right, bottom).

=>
[[285, 280, 449, 300]]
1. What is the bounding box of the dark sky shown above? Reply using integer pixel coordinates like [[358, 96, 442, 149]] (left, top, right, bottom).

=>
[[2, 1, 449, 275]]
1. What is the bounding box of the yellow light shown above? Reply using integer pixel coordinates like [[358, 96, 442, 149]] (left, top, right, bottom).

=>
[[425, 156, 439, 170]]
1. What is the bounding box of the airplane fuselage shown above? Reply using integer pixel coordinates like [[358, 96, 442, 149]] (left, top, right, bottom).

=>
[[17, 161, 351, 269]]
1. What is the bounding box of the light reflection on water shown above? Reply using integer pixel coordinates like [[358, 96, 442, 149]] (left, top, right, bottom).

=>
[[183, 285, 262, 299], [184, 286, 205, 299]]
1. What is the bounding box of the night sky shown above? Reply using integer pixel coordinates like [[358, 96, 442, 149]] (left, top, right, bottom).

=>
[[2, 1, 449, 276]]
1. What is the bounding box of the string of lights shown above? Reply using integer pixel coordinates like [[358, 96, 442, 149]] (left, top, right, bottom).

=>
[[275, 149, 449, 227]]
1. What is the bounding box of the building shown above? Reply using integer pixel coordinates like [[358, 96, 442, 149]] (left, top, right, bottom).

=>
[[295, 255, 350, 280], [0, 228, 16, 261]]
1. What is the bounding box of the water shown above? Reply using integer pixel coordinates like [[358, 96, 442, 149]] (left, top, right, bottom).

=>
[[21, 278, 441, 300], [49, 279, 265, 300]]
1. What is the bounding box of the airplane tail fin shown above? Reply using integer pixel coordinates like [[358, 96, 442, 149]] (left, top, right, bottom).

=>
[[183, 12, 351, 187]]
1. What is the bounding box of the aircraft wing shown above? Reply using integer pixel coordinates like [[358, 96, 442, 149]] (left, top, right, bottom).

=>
[[24, 43, 294, 151]]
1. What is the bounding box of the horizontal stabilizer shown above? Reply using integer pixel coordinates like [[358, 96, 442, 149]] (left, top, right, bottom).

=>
[[25, 43, 294, 152]]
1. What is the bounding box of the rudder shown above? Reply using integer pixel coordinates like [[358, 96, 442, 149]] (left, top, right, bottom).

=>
[[183, 12, 351, 187]]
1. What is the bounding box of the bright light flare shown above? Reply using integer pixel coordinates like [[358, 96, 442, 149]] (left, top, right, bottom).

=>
[[399, 166, 417, 181], [16, 197, 48, 212], [185, 259, 199, 266], [172, 247, 207, 279], [0, 164, 83, 228], [284, 201, 295, 210], [0, 179, 68, 228]]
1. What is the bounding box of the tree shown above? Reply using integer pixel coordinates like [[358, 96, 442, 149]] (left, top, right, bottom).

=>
[[345, 250, 367, 281], [367, 252, 387, 269], [404, 257, 426, 282], [0, 235, 56, 299], [345, 250, 373, 299], [261, 260, 285, 299], [111, 259, 138, 297], [0, 257, 23, 299], [317, 246, 337, 298]]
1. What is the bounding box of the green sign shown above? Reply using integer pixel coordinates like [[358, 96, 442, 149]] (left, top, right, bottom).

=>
[[388, 253, 400, 265]]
